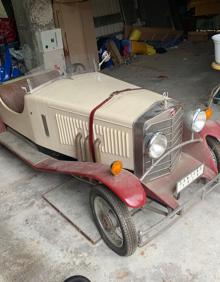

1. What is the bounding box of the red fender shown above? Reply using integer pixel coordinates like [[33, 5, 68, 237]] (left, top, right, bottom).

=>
[[200, 120, 220, 140], [34, 159, 147, 209], [0, 131, 146, 209], [199, 120, 220, 174], [184, 120, 220, 177], [0, 123, 146, 209]]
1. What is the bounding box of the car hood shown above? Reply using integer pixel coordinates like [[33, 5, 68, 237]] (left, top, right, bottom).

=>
[[31, 72, 165, 128]]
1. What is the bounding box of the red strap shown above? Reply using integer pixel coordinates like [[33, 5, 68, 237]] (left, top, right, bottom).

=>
[[89, 87, 142, 162]]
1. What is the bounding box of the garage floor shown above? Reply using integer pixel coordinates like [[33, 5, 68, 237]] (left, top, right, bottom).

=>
[[1, 41, 220, 282]]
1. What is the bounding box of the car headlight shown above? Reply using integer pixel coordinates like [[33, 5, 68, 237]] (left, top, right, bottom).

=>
[[185, 109, 206, 133], [146, 132, 168, 159]]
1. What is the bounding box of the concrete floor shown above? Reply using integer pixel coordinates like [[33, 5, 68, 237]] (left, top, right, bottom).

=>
[[106, 41, 220, 112], [1, 41, 220, 282]]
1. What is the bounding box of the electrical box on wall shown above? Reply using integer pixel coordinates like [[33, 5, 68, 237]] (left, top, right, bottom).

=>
[[37, 28, 66, 74], [39, 28, 63, 52]]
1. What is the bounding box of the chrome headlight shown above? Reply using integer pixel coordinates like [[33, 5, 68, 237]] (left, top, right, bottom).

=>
[[146, 132, 168, 159], [185, 109, 206, 133]]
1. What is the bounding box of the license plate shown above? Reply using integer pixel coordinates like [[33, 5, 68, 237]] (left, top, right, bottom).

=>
[[176, 165, 204, 194]]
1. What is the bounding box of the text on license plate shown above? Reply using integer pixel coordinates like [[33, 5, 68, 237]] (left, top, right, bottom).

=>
[[176, 165, 204, 194]]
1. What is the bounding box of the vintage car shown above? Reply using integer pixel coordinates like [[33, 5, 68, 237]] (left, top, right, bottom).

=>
[[0, 67, 220, 256]]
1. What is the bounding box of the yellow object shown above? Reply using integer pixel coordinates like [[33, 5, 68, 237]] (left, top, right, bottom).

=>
[[111, 161, 123, 176], [129, 29, 142, 41], [211, 62, 220, 71], [205, 107, 213, 119], [146, 44, 156, 55], [131, 41, 156, 55]]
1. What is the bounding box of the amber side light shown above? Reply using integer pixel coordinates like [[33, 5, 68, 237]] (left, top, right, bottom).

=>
[[205, 107, 213, 119], [111, 160, 123, 176]]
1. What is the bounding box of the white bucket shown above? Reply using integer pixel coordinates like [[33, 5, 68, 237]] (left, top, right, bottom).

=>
[[212, 34, 220, 64]]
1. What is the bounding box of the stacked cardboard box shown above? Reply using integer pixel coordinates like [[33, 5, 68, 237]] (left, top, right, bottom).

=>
[[53, 0, 98, 71], [188, 0, 220, 16]]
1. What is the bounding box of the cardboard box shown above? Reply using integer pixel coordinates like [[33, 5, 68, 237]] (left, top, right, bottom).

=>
[[188, 31, 209, 42], [188, 0, 220, 16], [53, 0, 98, 70]]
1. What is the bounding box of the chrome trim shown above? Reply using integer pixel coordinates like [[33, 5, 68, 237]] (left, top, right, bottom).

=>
[[140, 138, 202, 181], [185, 109, 206, 133], [75, 133, 83, 161], [147, 132, 168, 159], [133, 99, 181, 178]]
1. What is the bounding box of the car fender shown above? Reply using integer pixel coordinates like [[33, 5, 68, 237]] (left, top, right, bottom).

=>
[[199, 120, 220, 140], [0, 125, 146, 209], [34, 159, 147, 209], [196, 120, 220, 174]]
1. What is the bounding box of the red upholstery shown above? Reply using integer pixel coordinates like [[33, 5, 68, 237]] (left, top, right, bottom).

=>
[[0, 70, 60, 113], [0, 80, 27, 113]]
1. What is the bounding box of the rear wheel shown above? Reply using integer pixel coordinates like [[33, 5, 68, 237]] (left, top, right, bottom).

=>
[[207, 136, 220, 172], [90, 185, 138, 256]]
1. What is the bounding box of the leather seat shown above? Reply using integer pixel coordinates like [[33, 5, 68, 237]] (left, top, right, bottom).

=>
[[0, 70, 60, 114], [0, 80, 27, 113]]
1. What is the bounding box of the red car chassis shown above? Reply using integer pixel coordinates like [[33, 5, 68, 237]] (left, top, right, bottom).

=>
[[0, 119, 220, 209], [0, 118, 220, 248]]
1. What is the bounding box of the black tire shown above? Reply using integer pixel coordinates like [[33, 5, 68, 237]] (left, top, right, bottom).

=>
[[213, 98, 218, 104], [64, 276, 91, 282], [207, 136, 220, 172], [90, 185, 138, 256]]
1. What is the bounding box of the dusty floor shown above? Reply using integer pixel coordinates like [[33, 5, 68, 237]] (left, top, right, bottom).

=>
[[1, 41, 220, 282], [106, 41, 220, 111]]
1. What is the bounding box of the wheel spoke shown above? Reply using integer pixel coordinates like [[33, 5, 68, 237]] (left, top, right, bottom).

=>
[[94, 196, 123, 248], [90, 186, 138, 256]]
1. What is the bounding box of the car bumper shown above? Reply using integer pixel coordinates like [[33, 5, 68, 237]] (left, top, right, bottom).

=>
[[142, 152, 217, 209]]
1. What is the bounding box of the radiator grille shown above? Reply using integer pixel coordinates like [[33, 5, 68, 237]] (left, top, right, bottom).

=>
[[144, 107, 184, 181], [55, 114, 129, 158]]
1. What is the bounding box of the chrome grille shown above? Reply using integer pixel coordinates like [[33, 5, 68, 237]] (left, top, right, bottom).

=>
[[144, 107, 184, 181]]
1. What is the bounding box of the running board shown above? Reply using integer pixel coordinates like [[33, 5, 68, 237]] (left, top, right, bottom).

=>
[[0, 130, 51, 166]]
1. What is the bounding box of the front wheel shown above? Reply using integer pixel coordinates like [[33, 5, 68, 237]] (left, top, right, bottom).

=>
[[90, 185, 138, 256], [207, 136, 220, 172]]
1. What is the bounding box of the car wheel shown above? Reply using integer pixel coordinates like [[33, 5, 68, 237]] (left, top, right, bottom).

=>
[[64, 276, 91, 282], [213, 99, 218, 104], [90, 185, 138, 256], [207, 136, 220, 172]]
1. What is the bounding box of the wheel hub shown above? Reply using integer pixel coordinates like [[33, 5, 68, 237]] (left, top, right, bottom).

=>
[[93, 196, 123, 248], [101, 213, 114, 231]]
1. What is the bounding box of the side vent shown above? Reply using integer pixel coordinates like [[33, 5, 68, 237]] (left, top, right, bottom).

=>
[[55, 114, 130, 158], [41, 114, 50, 137]]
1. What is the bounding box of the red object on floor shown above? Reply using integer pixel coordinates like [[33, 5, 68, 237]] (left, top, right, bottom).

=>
[[0, 18, 17, 44]]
